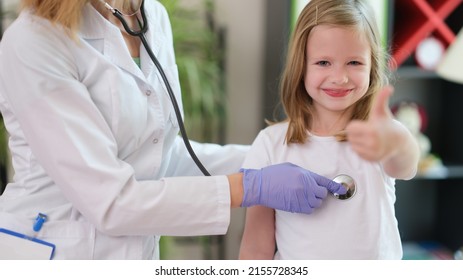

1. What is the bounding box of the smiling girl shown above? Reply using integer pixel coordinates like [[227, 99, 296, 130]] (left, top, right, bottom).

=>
[[239, 0, 419, 260]]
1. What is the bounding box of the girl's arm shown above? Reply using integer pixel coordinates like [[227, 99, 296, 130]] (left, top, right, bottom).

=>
[[239, 206, 276, 259], [379, 120, 419, 179]]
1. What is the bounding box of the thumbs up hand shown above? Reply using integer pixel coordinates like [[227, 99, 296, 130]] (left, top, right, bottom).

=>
[[345, 86, 397, 162], [345, 86, 420, 179]]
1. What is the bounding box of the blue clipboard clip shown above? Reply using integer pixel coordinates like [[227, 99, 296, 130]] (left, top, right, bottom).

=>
[[33, 213, 48, 233], [0, 213, 55, 260]]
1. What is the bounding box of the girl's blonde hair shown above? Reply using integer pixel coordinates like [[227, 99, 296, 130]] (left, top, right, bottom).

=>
[[280, 0, 390, 144]]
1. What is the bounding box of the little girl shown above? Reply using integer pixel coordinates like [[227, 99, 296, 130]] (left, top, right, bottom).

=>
[[239, 0, 419, 259]]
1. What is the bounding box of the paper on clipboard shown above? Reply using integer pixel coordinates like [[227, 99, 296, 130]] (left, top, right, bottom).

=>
[[0, 228, 55, 260]]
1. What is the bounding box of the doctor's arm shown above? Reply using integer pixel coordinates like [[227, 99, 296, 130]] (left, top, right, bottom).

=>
[[166, 136, 249, 176], [228, 173, 244, 207]]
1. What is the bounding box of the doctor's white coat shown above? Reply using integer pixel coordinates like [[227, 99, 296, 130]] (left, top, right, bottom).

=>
[[0, 1, 247, 259]]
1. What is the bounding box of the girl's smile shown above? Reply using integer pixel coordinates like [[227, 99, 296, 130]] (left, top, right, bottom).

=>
[[322, 88, 353, 98]]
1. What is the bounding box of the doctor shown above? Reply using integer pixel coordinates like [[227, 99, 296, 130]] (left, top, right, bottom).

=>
[[0, 0, 345, 259]]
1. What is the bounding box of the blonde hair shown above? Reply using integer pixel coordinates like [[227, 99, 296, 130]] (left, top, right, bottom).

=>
[[20, 0, 89, 34], [280, 0, 390, 144], [20, 0, 139, 35]]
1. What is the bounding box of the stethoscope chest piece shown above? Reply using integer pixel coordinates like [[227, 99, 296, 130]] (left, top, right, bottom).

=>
[[332, 174, 356, 200]]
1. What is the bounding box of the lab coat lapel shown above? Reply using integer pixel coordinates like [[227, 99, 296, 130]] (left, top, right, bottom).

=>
[[139, 15, 160, 79], [104, 32, 146, 82], [80, 4, 146, 82]]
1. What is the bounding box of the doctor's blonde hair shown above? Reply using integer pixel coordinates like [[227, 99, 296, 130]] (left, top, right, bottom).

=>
[[20, 0, 89, 34], [280, 0, 390, 144], [20, 0, 136, 35]]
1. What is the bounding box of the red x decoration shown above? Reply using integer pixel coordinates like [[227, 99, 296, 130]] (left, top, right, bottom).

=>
[[391, 0, 463, 69]]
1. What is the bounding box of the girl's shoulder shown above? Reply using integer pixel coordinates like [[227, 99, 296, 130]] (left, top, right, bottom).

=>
[[254, 121, 289, 146], [261, 121, 289, 134]]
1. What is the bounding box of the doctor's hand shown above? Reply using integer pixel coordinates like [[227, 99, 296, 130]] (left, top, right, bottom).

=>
[[239, 162, 347, 214]]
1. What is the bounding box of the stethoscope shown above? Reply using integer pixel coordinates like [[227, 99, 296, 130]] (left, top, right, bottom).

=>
[[332, 174, 356, 200], [99, 0, 211, 176]]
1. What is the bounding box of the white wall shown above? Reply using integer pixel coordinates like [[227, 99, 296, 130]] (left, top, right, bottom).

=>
[[216, 0, 265, 145], [214, 0, 266, 259]]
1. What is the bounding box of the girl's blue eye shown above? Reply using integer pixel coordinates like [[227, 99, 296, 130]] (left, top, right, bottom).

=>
[[349, 61, 362, 65], [317, 61, 329, 66]]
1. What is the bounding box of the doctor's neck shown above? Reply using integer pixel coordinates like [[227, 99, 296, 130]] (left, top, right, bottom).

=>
[[91, 0, 115, 19], [90, 0, 142, 58]]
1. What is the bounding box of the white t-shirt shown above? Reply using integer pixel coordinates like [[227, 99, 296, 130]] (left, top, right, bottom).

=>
[[242, 122, 402, 259]]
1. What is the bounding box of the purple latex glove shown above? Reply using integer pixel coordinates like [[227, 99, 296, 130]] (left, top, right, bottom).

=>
[[240, 162, 347, 214]]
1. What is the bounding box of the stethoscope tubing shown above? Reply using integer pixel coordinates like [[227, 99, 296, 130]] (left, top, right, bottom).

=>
[[104, 0, 211, 176], [139, 33, 211, 176], [110, 0, 148, 36]]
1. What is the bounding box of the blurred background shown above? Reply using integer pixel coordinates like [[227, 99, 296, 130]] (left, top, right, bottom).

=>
[[1, 0, 463, 260]]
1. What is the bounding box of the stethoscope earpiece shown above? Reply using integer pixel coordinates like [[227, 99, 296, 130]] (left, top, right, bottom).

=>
[[332, 174, 356, 200]]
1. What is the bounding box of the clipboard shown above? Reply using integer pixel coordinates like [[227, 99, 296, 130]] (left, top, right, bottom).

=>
[[0, 228, 55, 260]]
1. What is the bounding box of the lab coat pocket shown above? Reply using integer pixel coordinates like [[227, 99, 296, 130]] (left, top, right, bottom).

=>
[[0, 212, 95, 259], [35, 220, 96, 260]]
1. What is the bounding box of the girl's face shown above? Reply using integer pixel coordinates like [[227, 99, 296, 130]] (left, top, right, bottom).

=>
[[304, 25, 371, 119]]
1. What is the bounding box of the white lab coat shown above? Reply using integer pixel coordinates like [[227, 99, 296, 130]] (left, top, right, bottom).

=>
[[0, 1, 248, 259]]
